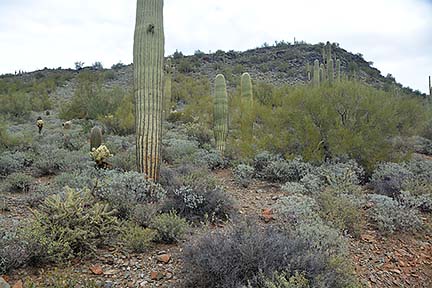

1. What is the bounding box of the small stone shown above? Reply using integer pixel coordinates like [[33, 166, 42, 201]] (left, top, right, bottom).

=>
[[90, 264, 104, 275], [157, 254, 171, 264], [0, 277, 10, 288], [261, 208, 274, 222], [271, 196, 279, 201], [140, 281, 148, 287], [104, 281, 114, 288], [12, 281, 23, 288], [150, 271, 164, 281]]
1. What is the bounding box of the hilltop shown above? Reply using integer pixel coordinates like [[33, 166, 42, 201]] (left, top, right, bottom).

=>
[[0, 41, 426, 99]]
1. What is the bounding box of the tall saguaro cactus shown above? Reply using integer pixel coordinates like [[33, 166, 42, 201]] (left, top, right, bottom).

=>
[[163, 58, 172, 120], [313, 60, 320, 86], [213, 74, 228, 155], [429, 76, 431, 100], [336, 59, 341, 82], [133, 0, 164, 181], [240, 72, 253, 142], [328, 58, 334, 83]]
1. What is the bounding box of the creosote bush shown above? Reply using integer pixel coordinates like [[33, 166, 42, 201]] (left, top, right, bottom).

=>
[[121, 222, 156, 253]]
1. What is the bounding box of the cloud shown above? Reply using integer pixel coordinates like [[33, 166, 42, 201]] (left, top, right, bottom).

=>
[[0, 0, 431, 93]]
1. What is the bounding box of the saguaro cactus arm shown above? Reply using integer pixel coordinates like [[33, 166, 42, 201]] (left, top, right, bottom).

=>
[[133, 0, 165, 181]]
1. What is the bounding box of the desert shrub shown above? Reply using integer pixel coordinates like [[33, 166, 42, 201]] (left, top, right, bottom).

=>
[[410, 136, 432, 155], [400, 191, 432, 213], [159, 165, 182, 193], [182, 220, 356, 288], [2, 172, 33, 193], [121, 222, 156, 253], [94, 170, 166, 219], [262, 271, 310, 288], [131, 203, 161, 227], [299, 173, 324, 195], [32, 145, 69, 176], [183, 122, 212, 146], [0, 151, 27, 176], [150, 212, 188, 244], [276, 194, 320, 224], [192, 148, 225, 169], [318, 189, 364, 237], [233, 164, 255, 188], [23, 271, 101, 288], [110, 149, 136, 171], [317, 160, 364, 189], [403, 158, 432, 182], [281, 182, 307, 194], [369, 162, 414, 198], [163, 171, 233, 222], [262, 160, 295, 183], [20, 188, 120, 263], [0, 230, 29, 274], [163, 138, 200, 164], [52, 169, 98, 191], [367, 194, 423, 234], [253, 151, 279, 179]]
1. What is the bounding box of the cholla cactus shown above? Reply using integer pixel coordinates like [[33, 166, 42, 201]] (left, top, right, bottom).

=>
[[90, 145, 113, 167], [36, 117, 44, 134]]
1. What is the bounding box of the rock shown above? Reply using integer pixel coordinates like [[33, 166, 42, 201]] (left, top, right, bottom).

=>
[[150, 271, 164, 281], [156, 254, 171, 264], [261, 208, 274, 222], [104, 269, 118, 275], [12, 281, 22, 288], [0, 277, 10, 288], [90, 264, 104, 275]]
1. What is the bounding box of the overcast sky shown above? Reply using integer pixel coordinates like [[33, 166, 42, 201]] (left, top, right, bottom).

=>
[[0, 0, 431, 93]]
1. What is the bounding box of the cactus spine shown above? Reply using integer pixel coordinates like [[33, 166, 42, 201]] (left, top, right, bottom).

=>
[[163, 59, 172, 120], [133, 0, 164, 181], [90, 126, 103, 151], [213, 74, 228, 155], [313, 60, 320, 86], [336, 59, 341, 82]]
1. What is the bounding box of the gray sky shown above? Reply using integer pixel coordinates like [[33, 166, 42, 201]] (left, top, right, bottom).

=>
[[0, 0, 431, 93]]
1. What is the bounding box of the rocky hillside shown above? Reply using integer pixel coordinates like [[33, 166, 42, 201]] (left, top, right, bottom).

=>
[[0, 41, 425, 98]]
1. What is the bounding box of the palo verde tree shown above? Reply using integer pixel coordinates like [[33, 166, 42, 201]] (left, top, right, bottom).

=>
[[133, 0, 164, 181]]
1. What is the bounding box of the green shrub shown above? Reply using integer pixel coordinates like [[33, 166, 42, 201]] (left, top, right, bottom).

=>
[[367, 194, 423, 234], [151, 212, 188, 244], [370, 162, 413, 198], [20, 188, 120, 263], [122, 222, 156, 253], [0, 151, 27, 176], [24, 271, 101, 288], [262, 272, 310, 288], [2, 172, 33, 193], [318, 189, 364, 237], [0, 230, 29, 274], [233, 164, 255, 187], [95, 170, 166, 219]]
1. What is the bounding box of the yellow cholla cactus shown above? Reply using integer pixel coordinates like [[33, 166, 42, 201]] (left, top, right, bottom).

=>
[[90, 145, 113, 163], [36, 119, 44, 127]]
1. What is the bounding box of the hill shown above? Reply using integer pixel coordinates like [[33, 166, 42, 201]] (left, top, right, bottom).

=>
[[0, 41, 427, 99]]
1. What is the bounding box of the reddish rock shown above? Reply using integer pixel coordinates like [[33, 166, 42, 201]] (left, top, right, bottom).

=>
[[12, 281, 23, 288], [0, 276, 9, 283], [89, 264, 104, 275], [261, 208, 274, 222], [157, 254, 171, 264], [150, 271, 164, 281]]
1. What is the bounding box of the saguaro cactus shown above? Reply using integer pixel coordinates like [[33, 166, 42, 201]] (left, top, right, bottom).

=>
[[90, 126, 103, 151], [213, 74, 228, 154], [336, 59, 341, 82], [133, 0, 164, 181], [320, 63, 326, 82], [328, 58, 334, 83], [313, 60, 320, 86], [163, 58, 172, 120], [429, 76, 431, 100], [240, 72, 253, 141]]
